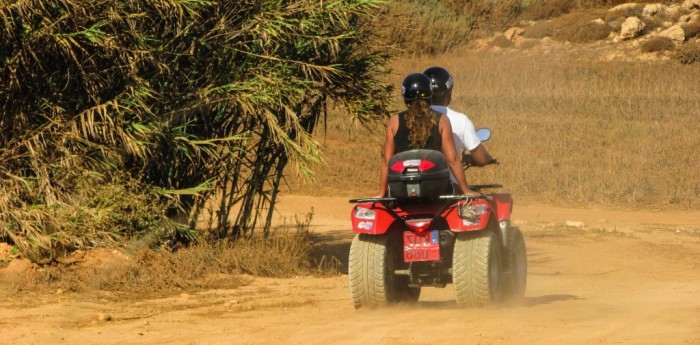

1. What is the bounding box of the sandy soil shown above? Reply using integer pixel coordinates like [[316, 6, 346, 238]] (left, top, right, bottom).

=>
[[1, 194, 699, 345]]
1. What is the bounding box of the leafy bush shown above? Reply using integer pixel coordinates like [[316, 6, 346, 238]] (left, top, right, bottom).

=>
[[0, 0, 392, 262]]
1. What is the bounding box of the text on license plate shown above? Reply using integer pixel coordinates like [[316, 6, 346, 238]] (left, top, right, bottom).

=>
[[403, 230, 440, 262]]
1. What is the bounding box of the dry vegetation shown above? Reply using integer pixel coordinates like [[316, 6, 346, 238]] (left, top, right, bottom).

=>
[[2, 216, 340, 297], [640, 36, 678, 52], [287, 49, 700, 210], [673, 40, 700, 62], [523, 9, 614, 42]]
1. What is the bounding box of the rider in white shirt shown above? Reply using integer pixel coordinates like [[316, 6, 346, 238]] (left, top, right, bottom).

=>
[[423, 67, 493, 184]]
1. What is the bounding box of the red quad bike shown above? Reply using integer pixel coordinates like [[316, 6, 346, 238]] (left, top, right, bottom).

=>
[[348, 128, 526, 308]]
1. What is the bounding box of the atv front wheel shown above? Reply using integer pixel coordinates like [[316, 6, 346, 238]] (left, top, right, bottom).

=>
[[452, 231, 503, 307]]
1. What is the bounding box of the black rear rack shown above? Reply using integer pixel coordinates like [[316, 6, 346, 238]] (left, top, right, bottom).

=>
[[348, 197, 397, 203], [349, 184, 502, 204]]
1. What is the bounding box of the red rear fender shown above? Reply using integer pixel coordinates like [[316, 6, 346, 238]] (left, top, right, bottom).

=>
[[351, 203, 397, 235], [442, 199, 491, 232]]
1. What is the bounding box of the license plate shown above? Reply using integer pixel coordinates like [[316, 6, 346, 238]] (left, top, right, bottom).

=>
[[403, 230, 440, 262]]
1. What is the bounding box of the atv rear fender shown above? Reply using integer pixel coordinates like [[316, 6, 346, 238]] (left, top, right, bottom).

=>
[[351, 203, 396, 235], [442, 193, 512, 232]]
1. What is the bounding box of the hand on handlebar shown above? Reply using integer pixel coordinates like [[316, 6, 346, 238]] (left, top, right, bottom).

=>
[[463, 188, 482, 196], [461, 153, 476, 167], [462, 153, 499, 167]]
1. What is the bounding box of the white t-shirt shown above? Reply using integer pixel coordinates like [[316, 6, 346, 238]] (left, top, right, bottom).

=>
[[431, 105, 481, 183]]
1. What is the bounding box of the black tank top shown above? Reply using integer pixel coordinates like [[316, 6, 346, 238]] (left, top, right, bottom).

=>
[[394, 111, 442, 153]]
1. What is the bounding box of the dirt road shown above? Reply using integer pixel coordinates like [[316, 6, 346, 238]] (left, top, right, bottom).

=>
[[1, 195, 699, 345]]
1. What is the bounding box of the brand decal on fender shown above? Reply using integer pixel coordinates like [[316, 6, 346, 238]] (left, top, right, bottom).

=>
[[358, 221, 373, 230]]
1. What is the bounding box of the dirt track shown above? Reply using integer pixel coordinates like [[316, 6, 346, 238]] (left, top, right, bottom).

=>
[[1, 195, 699, 345]]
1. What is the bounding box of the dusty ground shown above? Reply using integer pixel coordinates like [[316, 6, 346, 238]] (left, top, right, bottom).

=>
[[1, 194, 699, 345]]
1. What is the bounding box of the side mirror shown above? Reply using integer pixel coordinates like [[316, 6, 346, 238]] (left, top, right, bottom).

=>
[[475, 128, 491, 142]]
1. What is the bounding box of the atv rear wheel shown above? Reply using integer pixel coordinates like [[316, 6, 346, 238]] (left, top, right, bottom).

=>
[[503, 228, 527, 302], [349, 233, 406, 308], [452, 231, 503, 307]]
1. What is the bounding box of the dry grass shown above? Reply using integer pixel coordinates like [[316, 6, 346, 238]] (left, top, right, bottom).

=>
[[523, 9, 612, 42], [492, 34, 515, 48], [673, 41, 700, 64], [3, 217, 339, 298], [449, 0, 524, 33], [374, 0, 475, 55], [286, 49, 700, 210], [604, 3, 644, 23], [640, 36, 676, 53], [523, 0, 578, 20]]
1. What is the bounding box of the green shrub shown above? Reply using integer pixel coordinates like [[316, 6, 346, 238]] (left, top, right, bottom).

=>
[[0, 0, 393, 262]]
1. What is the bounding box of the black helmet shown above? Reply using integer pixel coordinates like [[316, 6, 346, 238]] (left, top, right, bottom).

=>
[[423, 66, 453, 98], [401, 73, 433, 102]]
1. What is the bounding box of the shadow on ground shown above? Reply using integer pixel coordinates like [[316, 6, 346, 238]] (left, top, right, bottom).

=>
[[310, 229, 353, 273]]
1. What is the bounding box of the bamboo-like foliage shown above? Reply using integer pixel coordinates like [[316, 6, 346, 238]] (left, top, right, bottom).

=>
[[0, 0, 392, 262]]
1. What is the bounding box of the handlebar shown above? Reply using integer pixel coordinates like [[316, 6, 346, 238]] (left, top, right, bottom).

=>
[[349, 193, 498, 204], [469, 184, 503, 191], [438, 194, 491, 201]]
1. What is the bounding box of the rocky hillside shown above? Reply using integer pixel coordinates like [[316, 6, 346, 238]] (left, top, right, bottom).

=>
[[474, 0, 700, 63]]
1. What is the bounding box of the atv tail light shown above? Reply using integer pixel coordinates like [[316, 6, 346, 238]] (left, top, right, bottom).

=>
[[405, 218, 433, 234], [458, 203, 488, 219], [390, 159, 436, 173], [354, 207, 376, 220]]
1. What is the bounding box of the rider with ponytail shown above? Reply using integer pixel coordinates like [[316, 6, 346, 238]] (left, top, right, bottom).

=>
[[376, 73, 478, 198]]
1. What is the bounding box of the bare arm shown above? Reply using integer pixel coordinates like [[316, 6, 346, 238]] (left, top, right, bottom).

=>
[[469, 144, 493, 166], [376, 115, 398, 197], [439, 116, 478, 195]]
